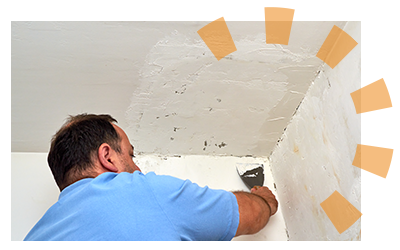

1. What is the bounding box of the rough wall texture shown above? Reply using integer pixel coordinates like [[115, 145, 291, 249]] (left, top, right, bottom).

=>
[[127, 31, 318, 157], [269, 22, 361, 240], [12, 21, 346, 155], [126, 22, 346, 157]]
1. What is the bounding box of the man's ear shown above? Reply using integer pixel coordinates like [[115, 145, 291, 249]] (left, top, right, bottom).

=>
[[98, 143, 119, 173]]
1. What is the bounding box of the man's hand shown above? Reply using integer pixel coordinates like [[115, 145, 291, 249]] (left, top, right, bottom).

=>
[[250, 186, 278, 216], [233, 186, 279, 236]]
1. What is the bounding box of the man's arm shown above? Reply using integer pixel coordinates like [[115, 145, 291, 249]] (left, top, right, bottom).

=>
[[233, 186, 278, 236]]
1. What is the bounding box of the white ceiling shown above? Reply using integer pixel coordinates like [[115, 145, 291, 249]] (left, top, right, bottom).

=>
[[11, 21, 347, 156]]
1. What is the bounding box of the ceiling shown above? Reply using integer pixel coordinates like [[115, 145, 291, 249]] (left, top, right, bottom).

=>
[[11, 21, 347, 156]]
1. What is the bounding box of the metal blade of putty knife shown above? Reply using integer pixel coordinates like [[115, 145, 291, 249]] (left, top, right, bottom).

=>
[[236, 163, 265, 189]]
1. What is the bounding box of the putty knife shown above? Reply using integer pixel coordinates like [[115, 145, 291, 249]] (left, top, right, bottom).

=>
[[236, 163, 264, 189]]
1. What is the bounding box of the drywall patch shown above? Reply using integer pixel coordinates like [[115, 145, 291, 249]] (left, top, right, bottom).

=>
[[126, 30, 321, 156]]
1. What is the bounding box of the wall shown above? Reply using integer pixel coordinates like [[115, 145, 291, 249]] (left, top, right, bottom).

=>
[[126, 21, 339, 157], [11, 153, 59, 241], [12, 21, 346, 157], [269, 22, 361, 240]]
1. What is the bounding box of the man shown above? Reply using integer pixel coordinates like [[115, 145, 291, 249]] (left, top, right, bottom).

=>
[[24, 113, 278, 241]]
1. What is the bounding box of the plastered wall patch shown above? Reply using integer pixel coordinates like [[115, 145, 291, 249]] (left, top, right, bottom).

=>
[[196, 7, 395, 239], [320, 191, 362, 234], [197, 17, 237, 61], [264, 7, 295, 45], [352, 144, 394, 178], [316, 25, 358, 68], [351, 78, 392, 114]]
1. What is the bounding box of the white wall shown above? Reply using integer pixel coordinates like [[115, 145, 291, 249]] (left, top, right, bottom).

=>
[[11, 153, 59, 241], [12, 21, 346, 157], [269, 22, 361, 240]]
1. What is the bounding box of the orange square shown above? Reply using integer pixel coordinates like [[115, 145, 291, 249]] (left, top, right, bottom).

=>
[[316, 25, 358, 68], [353, 144, 394, 178], [320, 191, 362, 234], [264, 7, 295, 45], [197, 17, 237, 61], [351, 78, 392, 114]]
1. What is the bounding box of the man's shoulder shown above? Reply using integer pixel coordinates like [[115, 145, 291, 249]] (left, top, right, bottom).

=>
[[137, 171, 191, 190], [101, 171, 189, 191]]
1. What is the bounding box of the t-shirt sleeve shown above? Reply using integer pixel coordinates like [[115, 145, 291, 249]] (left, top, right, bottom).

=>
[[145, 173, 239, 241]]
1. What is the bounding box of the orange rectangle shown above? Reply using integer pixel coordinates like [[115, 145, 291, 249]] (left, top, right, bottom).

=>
[[264, 7, 294, 45], [351, 78, 392, 114], [197, 17, 237, 61], [316, 25, 358, 68], [320, 191, 362, 234], [352, 144, 393, 178]]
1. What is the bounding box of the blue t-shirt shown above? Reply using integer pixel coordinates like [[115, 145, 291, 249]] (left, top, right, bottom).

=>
[[24, 171, 239, 241]]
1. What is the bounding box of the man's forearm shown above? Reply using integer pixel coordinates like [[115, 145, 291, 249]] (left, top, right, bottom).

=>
[[233, 191, 272, 236]]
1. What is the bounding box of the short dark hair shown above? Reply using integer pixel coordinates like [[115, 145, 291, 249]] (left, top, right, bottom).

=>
[[48, 114, 121, 190]]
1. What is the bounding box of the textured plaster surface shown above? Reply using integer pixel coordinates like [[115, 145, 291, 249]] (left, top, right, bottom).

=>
[[126, 21, 347, 157], [12, 21, 346, 154], [269, 22, 361, 240]]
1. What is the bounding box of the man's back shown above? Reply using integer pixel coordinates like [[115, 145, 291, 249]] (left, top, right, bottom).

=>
[[24, 171, 239, 241]]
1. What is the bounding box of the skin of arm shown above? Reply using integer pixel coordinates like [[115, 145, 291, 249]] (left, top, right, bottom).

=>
[[233, 186, 278, 236]]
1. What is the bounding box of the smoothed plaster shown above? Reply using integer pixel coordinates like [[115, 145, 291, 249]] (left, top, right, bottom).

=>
[[126, 22, 346, 157], [12, 21, 346, 155]]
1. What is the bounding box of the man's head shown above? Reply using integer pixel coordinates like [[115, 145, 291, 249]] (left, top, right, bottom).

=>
[[48, 114, 141, 190]]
